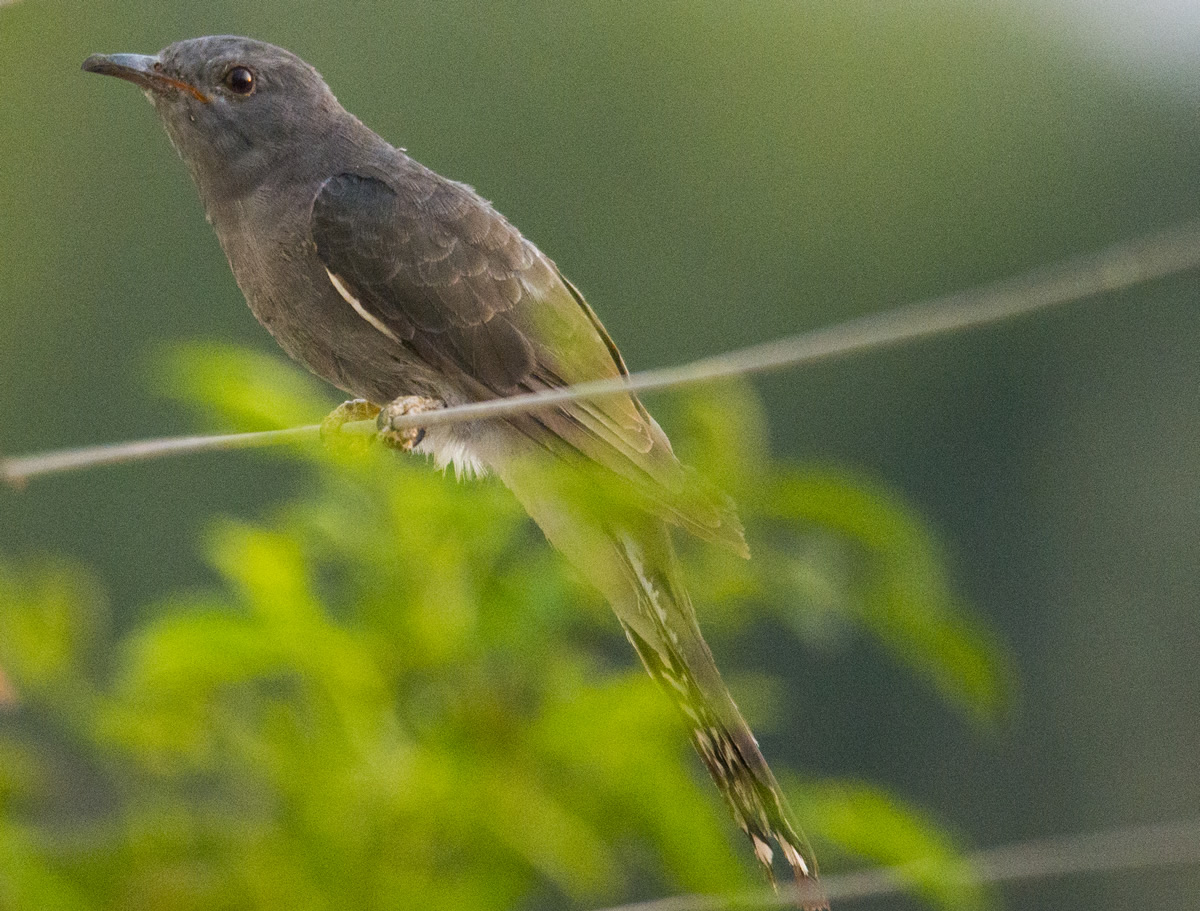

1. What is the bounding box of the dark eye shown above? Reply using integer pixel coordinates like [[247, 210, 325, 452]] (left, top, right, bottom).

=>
[[225, 66, 255, 95]]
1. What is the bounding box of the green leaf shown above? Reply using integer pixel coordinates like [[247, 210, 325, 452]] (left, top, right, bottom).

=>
[[0, 556, 104, 703], [758, 469, 1014, 725], [0, 820, 93, 911], [791, 778, 994, 911], [152, 341, 333, 431]]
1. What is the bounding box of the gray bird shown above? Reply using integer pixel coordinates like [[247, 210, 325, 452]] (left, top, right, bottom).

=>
[[83, 36, 821, 900]]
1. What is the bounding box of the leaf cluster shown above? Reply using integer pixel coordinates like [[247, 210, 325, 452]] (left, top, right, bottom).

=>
[[0, 344, 1013, 910]]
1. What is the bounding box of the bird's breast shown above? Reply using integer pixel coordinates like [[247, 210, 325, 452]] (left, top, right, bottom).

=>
[[207, 182, 448, 405]]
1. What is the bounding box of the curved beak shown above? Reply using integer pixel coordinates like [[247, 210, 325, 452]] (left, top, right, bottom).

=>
[[82, 53, 210, 103]]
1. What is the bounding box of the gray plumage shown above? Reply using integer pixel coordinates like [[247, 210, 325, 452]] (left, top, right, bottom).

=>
[[82, 36, 822, 902]]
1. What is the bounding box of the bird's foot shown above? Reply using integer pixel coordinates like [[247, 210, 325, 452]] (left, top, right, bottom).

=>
[[320, 398, 381, 453], [376, 395, 445, 452]]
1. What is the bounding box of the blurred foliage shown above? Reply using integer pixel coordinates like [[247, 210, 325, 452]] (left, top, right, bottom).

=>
[[790, 779, 985, 911], [0, 345, 1009, 910], [661, 384, 1012, 727]]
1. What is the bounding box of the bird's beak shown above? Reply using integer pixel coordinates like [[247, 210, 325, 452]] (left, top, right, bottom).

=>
[[82, 53, 210, 103]]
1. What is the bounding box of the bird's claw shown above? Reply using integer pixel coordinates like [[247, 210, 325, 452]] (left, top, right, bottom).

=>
[[320, 399, 381, 453], [376, 395, 444, 452]]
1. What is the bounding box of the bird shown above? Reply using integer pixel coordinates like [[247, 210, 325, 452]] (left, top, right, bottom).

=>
[[82, 36, 823, 904]]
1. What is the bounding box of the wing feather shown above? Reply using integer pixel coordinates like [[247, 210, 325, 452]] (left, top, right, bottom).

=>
[[310, 168, 745, 553]]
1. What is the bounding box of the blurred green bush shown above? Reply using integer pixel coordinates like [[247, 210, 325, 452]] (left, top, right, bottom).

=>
[[0, 345, 1010, 910]]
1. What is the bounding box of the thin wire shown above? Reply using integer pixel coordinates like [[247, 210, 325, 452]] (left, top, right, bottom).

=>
[[2, 426, 319, 489], [387, 218, 1200, 432], [594, 817, 1200, 911], [4, 219, 1200, 487]]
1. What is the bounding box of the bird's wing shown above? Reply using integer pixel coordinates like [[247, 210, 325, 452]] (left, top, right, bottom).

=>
[[310, 169, 745, 553]]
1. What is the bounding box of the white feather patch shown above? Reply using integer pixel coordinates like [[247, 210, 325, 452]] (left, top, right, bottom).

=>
[[325, 268, 401, 343], [415, 433, 486, 481], [781, 841, 811, 877], [752, 835, 775, 868]]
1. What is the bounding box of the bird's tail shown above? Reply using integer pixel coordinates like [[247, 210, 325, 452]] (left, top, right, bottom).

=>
[[612, 526, 824, 907], [493, 448, 824, 905]]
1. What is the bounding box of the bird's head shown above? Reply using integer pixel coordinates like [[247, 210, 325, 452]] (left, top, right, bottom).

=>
[[83, 36, 348, 199]]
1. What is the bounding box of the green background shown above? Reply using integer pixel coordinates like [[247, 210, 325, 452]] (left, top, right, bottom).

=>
[[2, 2, 1199, 909]]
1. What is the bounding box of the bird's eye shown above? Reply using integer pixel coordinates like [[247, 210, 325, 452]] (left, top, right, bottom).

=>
[[225, 66, 255, 95]]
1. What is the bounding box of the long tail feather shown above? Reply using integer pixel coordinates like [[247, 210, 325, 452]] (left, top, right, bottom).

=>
[[493, 449, 824, 906], [614, 531, 826, 908]]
